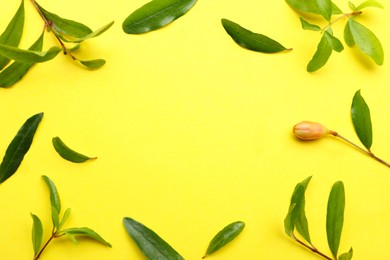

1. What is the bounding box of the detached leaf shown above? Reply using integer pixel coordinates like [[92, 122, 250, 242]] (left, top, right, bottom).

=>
[[315, 0, 333, 21], [59, 21, 114, 43], [344, 22, 355, 47], [203, 221, 245, 258], [339, 248, 353, 260], [285, 0, 342, 15], [42, 175, 61, 219], [123, 0, 197, 34], [299, 17, 321, 31], [326, 181, 345, 259], [0, 43, 61, 63], [61, 227, 112, 247], [351, 90, 373, 150], [31, 213, 43, 257], [355, 0, 384, 11], [307, 34, 333, 72], [52, 136, 97, 163], [221, 19, 291, 53], [324, 31, 344, 52], [347, 18, 384, 65], [79, 59, 106, 69], [123, 217, 184, 260], [0, 0, 24, 70], [0, 113, 43, 183]]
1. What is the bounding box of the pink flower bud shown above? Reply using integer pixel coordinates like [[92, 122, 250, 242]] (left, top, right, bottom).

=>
[[293, 121, 330, 140]]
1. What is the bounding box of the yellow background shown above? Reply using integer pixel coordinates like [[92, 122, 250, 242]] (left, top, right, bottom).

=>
[[1, 0, 389, 259]]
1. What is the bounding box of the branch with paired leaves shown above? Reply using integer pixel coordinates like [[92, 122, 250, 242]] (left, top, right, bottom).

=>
[[285, 176, 353, 260], [31, 175, 111, 260], [0, 0, 113, 88], [286, 0, 384, 72]]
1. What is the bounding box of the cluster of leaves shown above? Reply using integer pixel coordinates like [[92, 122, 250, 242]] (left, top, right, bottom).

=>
[[31, 175, 111, 259], [284, 176, 352, 260], [0, 0, 113, 88], [123, 217, 245, 259], [286, 0, 384, 72]]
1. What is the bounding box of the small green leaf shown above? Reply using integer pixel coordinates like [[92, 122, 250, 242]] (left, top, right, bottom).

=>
[[79, 59, 106, 69], [339, 248, 353, 260], [0, 44, 61, 63], [42, 175, 61, 217], [349, 1, 357, 10], [0, 113, 43, 183], [285, 0, 342, 15], [0, 32, 44, 88], [203, 221, 245, 258], [324, 31, 344, 52], [31, 213, 43, 257], [51, 206, 60, 230], [61, 227, 112, 247], [52, 136, 97, 163], [351, 90, 373, 150], [123, 217, 184, 260], [307, 34, 333, 72], [326, 181, 345, 259], [344, 22, 355, 47], [315, 0, 333, 21], [355, 0, 384, 11], [347, 18, 384, 65], [123, 0, 197, 34], [299, 17, 321, 31], [58, 208, 71, 231], [58, 21, 114, 43], [0, 0, 24, 70], [221, 19, 291, 53]]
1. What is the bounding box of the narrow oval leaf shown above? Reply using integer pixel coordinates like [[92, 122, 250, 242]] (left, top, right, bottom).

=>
[[123, 217, 184, 260], [52, 136, 96, 163], [315, 0, 333, 21], [355, 0, 384, 11], [344, 22, 355, 47], [326, 181, 345, 259], [31, 213, 43, 256], [61, 227, 112, 247], [122, 0, 197, 34], [351, 90, 372, 150], [339, 247, 353, 260], [348, 1, 357, 11], [0, 113, 43, 183], [41, 175, 61, 216], [348, 18, 384, 65], [307, 34, 333, 72], [285, 0, 342, 15], [299, 17, 321, 31], [0, 32, 43, 88], [324, 31, 344, 52], [203, 221, 245, 258], [221, 19, 291, 53], [0, 43, 61, 63], [58, 208, 72, 231], [0, 0, 24, 70], [79, 59, 106, 69], [51, 206, 60, 230], [60, 21, 114, 43]]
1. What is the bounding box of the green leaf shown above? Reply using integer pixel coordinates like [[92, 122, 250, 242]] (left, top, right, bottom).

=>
[[203, 221, 245, 258], [351, 90, 372, 150], [35, 2, 92, 38], [339, 248, 353, 260], [0, 32, 43, 88], [0, 43, 61, 63], [315, 0, 333, 21], [285, 0, 342, 15], [58, 21, 114, 43], [61, 227, 112, 247], [31, 213, 43, 257], [51, 206, 60, 230], [0, 113, 43, 183], [355, 0, 384, 11], [324, 31, 344, 52], [221, 19, 291, 53], [344, 22, 355, 47], [349, 1, 357, 10], [52, 136, 97, 163], [123, 217, 184, 260], [42, 175, 61, 218], [326, 181, 345, 259], [299, 17, 321, 31], [347, 18, 384, 65], [79, 59, 106, 69], [0, 0, 24, 70], [58, 208, 71, 231], [122, 0, 197, 34], [307, 34, 333, 72]]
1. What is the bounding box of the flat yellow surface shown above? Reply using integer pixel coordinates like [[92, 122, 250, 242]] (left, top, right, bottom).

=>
[[1, 0, 390, 259]]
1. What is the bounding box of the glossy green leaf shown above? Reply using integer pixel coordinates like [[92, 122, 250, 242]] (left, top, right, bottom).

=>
[[344, 22, 355, 47], [315, 0, 332, 21], [326, 181, 345, 259], [123, 217, 184, 260], [42, 175, 61, 219], [299, 17, 321, 31], [203, 221, 245, 258], [0, 32, 43, 88], [324, 31, 344, 52], [348, 1, 357, 10], [351, 90, 372, 150], [58, 208, 72, 231], [0, 43, 61, 63], [52, 136, 96, 163], [79, 59, 106, 69], [339, 248, 353, 260], [0, 0, 24, 70], [0, 113, 43, 183], [221, 19, 291, 53], [61, 227, 112, 247], [51, 206, 60, 230], [347, 18, 384, 65], [307, 34, 333, 72], [355, 0, 383, 11], [59, 21, 114, 43], [122, 0, 197, 34], [285, 0, 342, 15], [31, 213, 43, 256], [36, 3, 92, 38]]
